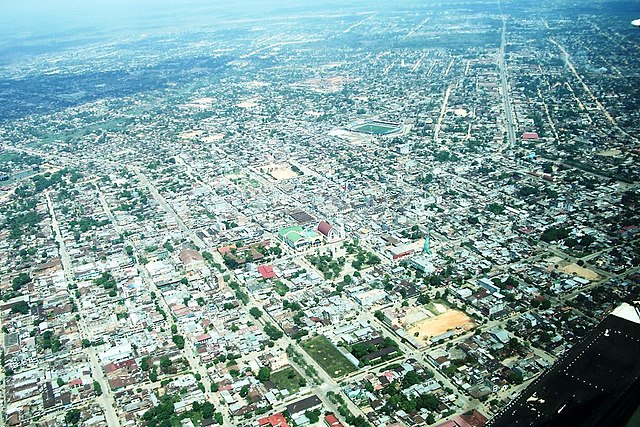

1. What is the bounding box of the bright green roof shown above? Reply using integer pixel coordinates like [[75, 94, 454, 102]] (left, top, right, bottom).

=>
[[278, 226, 305, 242]]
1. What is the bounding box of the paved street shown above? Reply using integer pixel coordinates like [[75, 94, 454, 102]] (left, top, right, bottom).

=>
[[45, 192, 121, 427]]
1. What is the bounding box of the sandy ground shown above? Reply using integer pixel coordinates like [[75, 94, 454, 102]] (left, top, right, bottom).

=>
[[202, 133, 225, 143], [597, 149, 622, 157], [193, 97, 215, 104], [433, 303, 447, 314], [561, 263, 599, 280], [545, 255, 564, 264], [179, 130, 204, 139], [270, 168, 297, 180], [237, 99, 259, 108], [183, 97, 215, 109], [408, 309, 474, 341], [245, 81, 269, 89], [260, 164, 298, 180]]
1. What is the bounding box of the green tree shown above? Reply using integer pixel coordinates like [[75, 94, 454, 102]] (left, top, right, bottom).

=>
[[140, 356, 150, 371], [345, 415, 370, 427], [417, 293, 430, 304], [540, 226, 569, 242], [11, 273, 31, 291], [172, 334, 185, 349], [487, 203, 505, 215], [214, 412, 223, 424], [306, 409, 321, 423], [142, 395, 175, 425], [202, 401, 215, 419], [10, 301, 30, 315], [257, 366, 271, 382], [263, 323, 283, 340], [160, 356, 172, 371], [65, 409, 81, 426], [239, 385, 249, 397]]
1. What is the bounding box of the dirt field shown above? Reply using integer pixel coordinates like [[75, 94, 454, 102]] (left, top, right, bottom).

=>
[[545, 255, 564, 265], [202, 133, 224, 143], [183, 97, 215, 109], [260, 164, 298, 180], [179, 130, 204, 139], [237, 99, 259, 108], [561, 263, 599, 280], [432, 303, 447, 314], [597, 149, 622, 157], [407, 309, 474, 342]]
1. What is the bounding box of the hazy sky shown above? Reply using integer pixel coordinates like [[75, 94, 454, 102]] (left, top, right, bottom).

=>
[[0, 0, 317, 40], [0, 0, 355, 37], [1, 0, 207, 34], [2, 0, 638, 45]]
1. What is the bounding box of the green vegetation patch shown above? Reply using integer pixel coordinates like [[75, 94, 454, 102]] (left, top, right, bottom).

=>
[[301, 335, 356, 378], [352, 122, 401, 135], [270, 366, 306, 393], [349, 337, 401, 366], [274, 280, 289, 296]]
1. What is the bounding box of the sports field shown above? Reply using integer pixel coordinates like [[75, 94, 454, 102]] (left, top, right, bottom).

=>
[[398, 303, 474, 345], [301, 335, 357, 378], [259, 163, 298, 180], [408, 309, 474, 342], [351, 122, 402, 135], [561, 263, 599, 280]]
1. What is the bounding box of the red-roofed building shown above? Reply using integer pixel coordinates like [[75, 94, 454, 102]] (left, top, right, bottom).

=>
[[114, 359, 138, 371], [436, 410, 488, 427], [258, 265, 276, 280], [324, 414, 345, 427], [258, 413, 290, 427], [317, 221, 342, 242], [196, 333, 211, 343], [103, 363, 118, 374], [459, 410, 488, 427], [69, 378, 83, 387], [179, 249, 205, 270], [217, 244, 234, 255], [522, 132, 539, 140]]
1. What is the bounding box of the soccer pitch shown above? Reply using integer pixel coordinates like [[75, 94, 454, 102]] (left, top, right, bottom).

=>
[[301, 335, 357, 378]]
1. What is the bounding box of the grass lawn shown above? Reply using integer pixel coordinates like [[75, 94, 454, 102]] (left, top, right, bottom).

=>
[[270, 366, 304, 393], [302, 335, 357, 378], [352, 122, 399, 135]]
